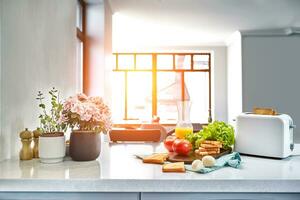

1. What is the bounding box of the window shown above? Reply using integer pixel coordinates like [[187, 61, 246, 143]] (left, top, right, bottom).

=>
[[112, 53, 212, 124], [76, 0, 86, 93]]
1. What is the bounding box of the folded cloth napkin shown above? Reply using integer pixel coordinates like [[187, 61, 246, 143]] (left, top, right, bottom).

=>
[[185, 152, 241, 174]]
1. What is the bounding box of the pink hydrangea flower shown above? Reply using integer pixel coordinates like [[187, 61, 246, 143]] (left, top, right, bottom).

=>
[[62, 93, 112, 133], [70, 103, 85, 116]]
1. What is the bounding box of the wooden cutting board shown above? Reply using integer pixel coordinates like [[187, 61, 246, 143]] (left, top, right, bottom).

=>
[[167, 148, 232, 164], [135, 148, 232, 164]]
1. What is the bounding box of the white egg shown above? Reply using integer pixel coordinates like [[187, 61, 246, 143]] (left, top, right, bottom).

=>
[[191, 159, 204, 171], [202, 156, 216, 167]]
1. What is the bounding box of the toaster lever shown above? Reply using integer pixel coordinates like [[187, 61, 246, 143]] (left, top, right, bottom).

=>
[[290, 124, 296, 129], [290, 144, 294, 151], [290, 123, 295, 151]]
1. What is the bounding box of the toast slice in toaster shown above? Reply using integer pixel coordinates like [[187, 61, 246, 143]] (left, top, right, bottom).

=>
[[253, 107, 277, 115]]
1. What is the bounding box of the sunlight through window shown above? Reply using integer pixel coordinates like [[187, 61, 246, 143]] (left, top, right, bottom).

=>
[[111, 53, 211, 124]]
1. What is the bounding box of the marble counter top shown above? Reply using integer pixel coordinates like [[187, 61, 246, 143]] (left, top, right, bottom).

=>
[[1, 142, 300, 193]]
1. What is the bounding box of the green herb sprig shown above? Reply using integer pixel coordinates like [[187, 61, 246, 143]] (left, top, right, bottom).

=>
[[36, 87, 67, 133]]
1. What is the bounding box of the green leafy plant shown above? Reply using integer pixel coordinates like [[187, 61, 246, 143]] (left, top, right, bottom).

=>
[[36, 87, 67, 133], [185, 121, 235, 150]]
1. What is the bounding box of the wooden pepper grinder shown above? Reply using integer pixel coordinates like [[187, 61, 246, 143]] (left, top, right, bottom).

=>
[[19, 128, 33, 160], [32, 128, 42, 158]]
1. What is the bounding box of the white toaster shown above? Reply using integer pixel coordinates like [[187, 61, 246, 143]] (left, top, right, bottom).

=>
[[235, 113, 295, 158]]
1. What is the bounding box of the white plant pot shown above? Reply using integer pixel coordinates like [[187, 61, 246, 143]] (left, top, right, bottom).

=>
[[39, 134, 66, 164]]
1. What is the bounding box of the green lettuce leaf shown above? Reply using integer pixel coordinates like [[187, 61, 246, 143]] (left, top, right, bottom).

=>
[[185, 121, 235, 150]]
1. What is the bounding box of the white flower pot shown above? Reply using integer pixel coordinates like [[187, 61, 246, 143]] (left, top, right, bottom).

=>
[[39, 133, 66, 164]]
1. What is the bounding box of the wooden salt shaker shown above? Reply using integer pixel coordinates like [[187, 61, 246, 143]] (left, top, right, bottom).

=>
[[32, 128, 42, 158], [19, 128, 33, 160]]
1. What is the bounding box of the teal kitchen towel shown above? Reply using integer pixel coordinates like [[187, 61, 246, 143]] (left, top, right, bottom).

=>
[[185, 152, 241, 174]]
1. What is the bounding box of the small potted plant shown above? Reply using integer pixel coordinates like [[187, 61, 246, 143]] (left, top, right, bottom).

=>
[[36, 87, 67, 163], [61, 94, 112, 161]]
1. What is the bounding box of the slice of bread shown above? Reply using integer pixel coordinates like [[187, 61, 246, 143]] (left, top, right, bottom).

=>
[[203, 140, 222, 145], [202, 140, 222, 148], [162, 162, 185, 173], [253, 107, 277, 115], [198, 151, 209, 156], [143, 153, 168, 164], [198, 147, 206, 152], [206, 150, 219, 155], [198, 150, 219, 156], [198, 146, 219, 152], [200, 143, 222, 148]]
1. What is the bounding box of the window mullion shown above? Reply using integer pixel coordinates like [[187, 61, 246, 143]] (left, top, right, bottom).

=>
[[116, 54, 118, 70], [191, 54, 194, 70], [152, 54, 157, 118], [208, 54, 212, 123], [173, 54, 175, 70], [124, 71, 128, 120], [134, 54, 136, 70]]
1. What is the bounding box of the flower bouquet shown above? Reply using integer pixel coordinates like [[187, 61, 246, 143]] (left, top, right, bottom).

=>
[[62, 93, 112, 161]]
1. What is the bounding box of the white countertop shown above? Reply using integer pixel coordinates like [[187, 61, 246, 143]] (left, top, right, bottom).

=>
[[1, 142, 300, 193]]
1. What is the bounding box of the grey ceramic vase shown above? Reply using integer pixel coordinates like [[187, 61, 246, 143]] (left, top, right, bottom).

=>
[[69, 130, 101, 161]]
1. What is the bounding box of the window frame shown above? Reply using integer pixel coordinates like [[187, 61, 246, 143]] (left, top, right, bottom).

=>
[[76, 0, 85, 42], [77, 0, 87, 93], [113, 52, 212, 124]]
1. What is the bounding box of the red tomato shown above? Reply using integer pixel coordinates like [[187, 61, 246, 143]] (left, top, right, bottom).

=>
[[172, 139, 182, 151], [163, 136, 177, 152], [172, 139, 192, 156]]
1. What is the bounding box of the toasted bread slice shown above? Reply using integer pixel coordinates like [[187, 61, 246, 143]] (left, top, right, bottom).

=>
[[202, 140, 222, 147], [198, 146, 220, 152], [198, 147, 206, 152], [200, 143, 222, 148], [198, 151, 218, 156], [203, 140, 222, 145], [198, 151, 209, 156], [162, 162, 185, 173], [253, 107, 277, 115], [198, 150, 220, 154], [207, 150, 218, 155], [143, 153, 168, 164]]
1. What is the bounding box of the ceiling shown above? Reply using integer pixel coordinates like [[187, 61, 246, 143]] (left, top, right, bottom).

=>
[[108, 0, 300, 49]]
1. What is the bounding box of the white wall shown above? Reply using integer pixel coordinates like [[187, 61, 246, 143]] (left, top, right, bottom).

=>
[[227, 32, 242, 124], [208, 46, 228, 122], [0, 0, 2, 161], [0, 0, 77, 160], [241, 35, 300, 142]]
